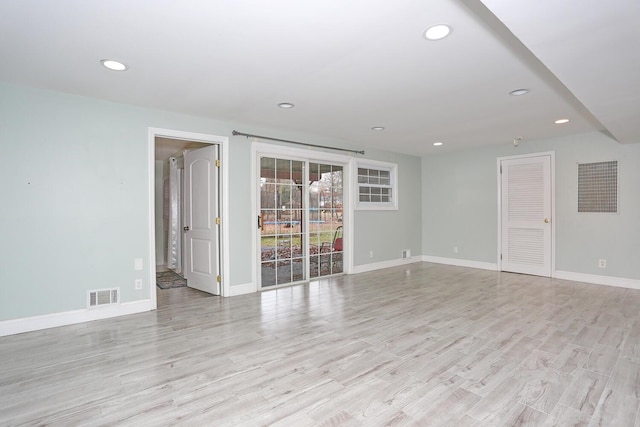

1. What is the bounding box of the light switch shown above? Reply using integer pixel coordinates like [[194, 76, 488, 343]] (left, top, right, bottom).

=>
[[134, 258, 143, 271]]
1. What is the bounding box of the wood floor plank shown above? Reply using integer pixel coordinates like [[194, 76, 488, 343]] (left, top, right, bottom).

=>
[[2, 262, 640, 426], [551, 344, 590, 375], [512, 349, 557, 381], [598, 326, 627, 349], [558, 369, 608, 416], [465, 376, 525, 423], [518, 369, 574, 415], [588, 387, 640, 427], [546, 404, 592, 427], [608, 358, 640, 399], [586, 343, 620, 375]]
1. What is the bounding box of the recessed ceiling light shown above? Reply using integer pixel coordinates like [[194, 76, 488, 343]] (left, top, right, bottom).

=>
[[509, 88, 529, 96], [555, 118, 570, 124], [100, 59, 128, 71], [371, 126, 385, 131], [278, 102, 295, 109], [424, 24, 452, 41], [433, 142, 443, 146]]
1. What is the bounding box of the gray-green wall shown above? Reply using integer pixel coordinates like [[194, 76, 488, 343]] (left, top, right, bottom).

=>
[[422, 132, 640, 280], [4, 79, 636, 325], [353, 148, 422, 266], [0, 82, 422, 322]]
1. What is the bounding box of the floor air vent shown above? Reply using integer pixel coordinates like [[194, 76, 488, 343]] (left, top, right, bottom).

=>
[[88, 288, 120, 308]]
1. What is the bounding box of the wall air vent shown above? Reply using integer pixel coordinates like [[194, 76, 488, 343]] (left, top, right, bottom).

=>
[[578, 161, 618, 213], [88, 288, 120, 308]]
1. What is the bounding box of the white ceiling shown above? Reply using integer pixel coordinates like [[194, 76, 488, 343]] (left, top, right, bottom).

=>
[[1, 0, 637, 155]]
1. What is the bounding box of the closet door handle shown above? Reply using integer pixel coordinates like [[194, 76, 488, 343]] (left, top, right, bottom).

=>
[[183, 226, 190, 231], [257, 215, 262, 229]]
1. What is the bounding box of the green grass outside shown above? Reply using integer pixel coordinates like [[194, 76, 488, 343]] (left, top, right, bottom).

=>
[[260, 231, 336, 249]]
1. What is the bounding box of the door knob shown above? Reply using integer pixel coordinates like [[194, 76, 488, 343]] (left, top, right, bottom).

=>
[[544, 218, 550, 223], [183, 226, 190, 231]]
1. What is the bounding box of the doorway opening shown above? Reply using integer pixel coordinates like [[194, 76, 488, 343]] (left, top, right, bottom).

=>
[[148, 128, 229, 309], [154, 137, 209, 306]]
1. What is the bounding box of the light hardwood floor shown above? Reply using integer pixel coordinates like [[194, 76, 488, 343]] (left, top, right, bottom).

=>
[[2, 263, 640, 426]]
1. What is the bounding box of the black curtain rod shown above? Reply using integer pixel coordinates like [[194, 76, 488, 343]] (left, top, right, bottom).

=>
[[232, 130, 365, 155]]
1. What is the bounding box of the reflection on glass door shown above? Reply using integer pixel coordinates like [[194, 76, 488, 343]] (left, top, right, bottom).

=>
[[259, 157, 305, 287], [308, 163, 343, 278]]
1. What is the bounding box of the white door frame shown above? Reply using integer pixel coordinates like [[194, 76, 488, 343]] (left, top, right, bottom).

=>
[[251, 142, 354, 292], [147, 128, 229, 309], [496, 151, 556, 276]]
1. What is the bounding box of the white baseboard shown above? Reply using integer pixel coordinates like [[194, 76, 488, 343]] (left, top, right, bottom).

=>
[[420, 256, 639, 290], [351, 256, 421, 275], [421, 255, 498, 271], [0, 300, 152, 337], [228, 282, 257, 297], [554, 271, 640, 290]]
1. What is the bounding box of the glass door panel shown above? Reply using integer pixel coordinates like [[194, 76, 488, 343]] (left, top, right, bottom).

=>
[[308, 163, 343, 278], [260, 157, 305, 287]]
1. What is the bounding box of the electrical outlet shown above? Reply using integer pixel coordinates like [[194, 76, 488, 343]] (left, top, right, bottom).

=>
[[369, 250, 374, 258], [598, 259, 606, 268], [135, 279, 143, 290], [453, 246, 458, 254]]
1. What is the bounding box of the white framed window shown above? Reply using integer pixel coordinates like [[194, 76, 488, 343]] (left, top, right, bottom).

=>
[[355, 160, 398, 210]]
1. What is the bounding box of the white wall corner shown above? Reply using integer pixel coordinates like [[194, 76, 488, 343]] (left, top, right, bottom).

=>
[[421, 255, 498, 271], [351, 256, 421, 275], [554, 271, 640, 290], [0, 300, 152, 337], [228, 282, 258, 297]]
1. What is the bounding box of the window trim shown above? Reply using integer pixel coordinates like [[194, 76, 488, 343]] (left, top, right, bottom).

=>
[[354, 159, 398, 210]]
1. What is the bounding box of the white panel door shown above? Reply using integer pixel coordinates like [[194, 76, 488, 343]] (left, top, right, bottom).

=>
[[501, 155, 552, 277], [184, 145, 220, 295]]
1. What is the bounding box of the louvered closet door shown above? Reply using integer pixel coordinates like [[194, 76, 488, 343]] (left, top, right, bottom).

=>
[[501, 155, 551, 277]]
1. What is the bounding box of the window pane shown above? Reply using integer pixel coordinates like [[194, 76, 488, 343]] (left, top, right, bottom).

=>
[[291, 161, 303, 184], [291, 258, 304, 282], [277, 184, 291, 207], [276, 261, 292, 285], [309, 256, 320, 278], [275, 159, 291, 181], [261, 157, 276, 179], [261, 264, 276, 286]]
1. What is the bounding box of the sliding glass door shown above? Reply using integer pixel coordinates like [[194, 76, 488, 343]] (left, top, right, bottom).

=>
[[308, 163, 343, 278], [258, 156, 345, 288], [259, 157, 305, 287]]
